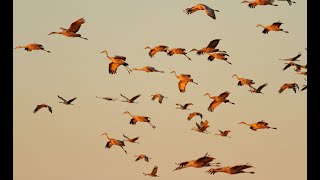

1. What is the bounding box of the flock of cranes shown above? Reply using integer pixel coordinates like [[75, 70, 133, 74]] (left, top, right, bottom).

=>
[[15, 0, 306, 178]]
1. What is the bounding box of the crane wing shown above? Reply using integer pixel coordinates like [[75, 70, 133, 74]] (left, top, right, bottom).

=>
[[57, 95, 67, 102], [195, 156, 213, 166], [109, 62, 121, 74], [187, 113, 195, 120], [207, 39, 220, 49], [151, 166, 158, 176], [47, 106, 53, 113], [278, 84, 288, 93], [283, 63, 293, 71], [114, 55, 126, 61], [158, 96, 164, 104], [130, 94, 141, 102], [257, 83, 268, 92], [208, 100, 223, 112], [204, 6, 216, 19], [178, 80, 189, 93], [218, 91, 230, 99], [67, 97, 77, 103], [67, 18, 85, 33], [33, 105, 43, 113], [230, 164, 253, 171]]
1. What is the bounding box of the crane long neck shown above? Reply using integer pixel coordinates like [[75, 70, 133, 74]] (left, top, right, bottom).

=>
[[15, 45, 25, 49], [104, 133, 111, 140], [126, 112, 133, 117]]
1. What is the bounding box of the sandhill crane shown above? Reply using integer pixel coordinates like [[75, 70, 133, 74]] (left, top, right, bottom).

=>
[[100, 50, 131, 74], [120, 93, 141, 103], [48, 18, 87, 40], [132, 66, 164, 73], [145, 45, 169, 58], [238, 120, 277, 131], [277, 0, 296, 6], [241, 0, 278, 8], [123, 111, 156, 129], [174, 153, 220, 171], [123, 134, 140, 144], [150, 94, 167, 104], [249, 83, 268, 94], [190, 39, 225, 55], [187, 112, 203, 120], [101, 132, 127, 154], [96, 96, 117, 101], [143, 166, 159, 177], [14, 43, 51, 53], [184, 4, 219, 19], [33, 104, 52, 114], [170, 71, 198, 93], [204, 92, 235, 112], [279, 53, 301, 61], [215, 130, 231, 138], [57, 95, 77, 105], [167, 48, 192, 61], [207, 52, 232, 65], [207, 164, 255, 175], [278, 83, 299, 93], [135, 154, 151, 162], [257, 21, 289, 34], [232, 74, 255, 88], [176, 103, 193, 110], [191, 120, 210, 133]]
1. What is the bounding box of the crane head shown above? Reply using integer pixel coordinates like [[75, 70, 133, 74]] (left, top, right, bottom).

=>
[[100, 50, 108, 54], [144, 46, 151, 49]]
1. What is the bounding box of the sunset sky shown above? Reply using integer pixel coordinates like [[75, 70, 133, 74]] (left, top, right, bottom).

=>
[[13, 0, 306, 179]]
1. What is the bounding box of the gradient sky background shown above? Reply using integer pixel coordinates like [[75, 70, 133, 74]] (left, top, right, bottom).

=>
[[13, 0, 307, 179]]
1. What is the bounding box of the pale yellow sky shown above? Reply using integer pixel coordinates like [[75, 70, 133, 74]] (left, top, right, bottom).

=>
[[13, 0, 306, 180]]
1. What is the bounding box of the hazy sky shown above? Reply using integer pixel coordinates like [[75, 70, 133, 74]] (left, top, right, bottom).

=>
[[13, 0, 306, 180]]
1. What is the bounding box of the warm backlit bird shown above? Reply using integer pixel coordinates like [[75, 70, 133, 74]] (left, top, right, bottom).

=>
[[191, 120, 210, 133], [277, 0, 296, 6], [167, 48, 192, 61], [184, 4, 219, 19], [238, 120, 277, 131], [241, 0, 278, 8], [33, 104, 52, 114], [120, 93, 141, 103], [101, 132, 127, 154], [123, 111, 156, 129], [135, 154, 151, 162], [232, 74, 255, 88], [96, 96, 117, 101], [176, 103, 193, 110], [14, 43, 51, 53], [48, 18, 87, 40], [297, 71, 307, 76], [57, 95, 77, 105], [101, 50, 131, 74], [207, 52, 232, 65], [187, 112, 203, 120], [150, 94, 167, 104], [170, 71, 198, 93], [123, 134, 140, 144], [279, 53, 301, 62], [204, 91, 235, 112], [174, 153, 220, 171], [190, 39, 225, 55], [278, 83, 299, 93], [249, 83, 268, 94], [215, 130, 231, 138], [143, 166, 159, 177], [132, 66, 164, 73], [207, 164, 255, 175], [257, 21, 289, 34], [145, 45, 169, 58]]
